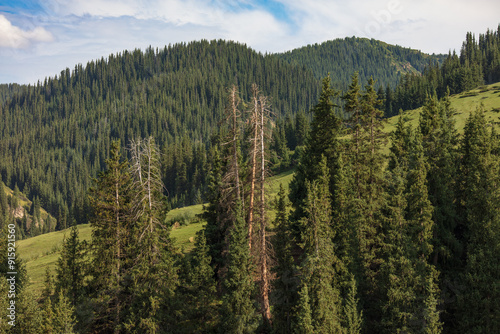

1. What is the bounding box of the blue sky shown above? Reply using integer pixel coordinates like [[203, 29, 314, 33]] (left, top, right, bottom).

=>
[[1, 0, 499, 84]]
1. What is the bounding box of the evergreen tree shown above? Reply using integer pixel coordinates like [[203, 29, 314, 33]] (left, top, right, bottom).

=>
[[125, 137, 178, 333], [299, 156, 342, 333], [457, 109, 500, 333], [290, 74, 342, 238], [52, 291, 77, 334], [382, 129, 442, 334], [56, 225, 87, 306], [182, 229, 219, 332], [343, 275, 363, 334], [293, 284, 314, 334], [220, 201, 259, 333], [272, 184, 298, 334], [346, 76, 387, 329], [12, 289, 43, 334], [88, 139, 132, 333]]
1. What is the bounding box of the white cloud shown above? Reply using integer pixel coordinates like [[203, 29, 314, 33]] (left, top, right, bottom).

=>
[[1, 0, 500, 83], [0, 14, 54, 49]]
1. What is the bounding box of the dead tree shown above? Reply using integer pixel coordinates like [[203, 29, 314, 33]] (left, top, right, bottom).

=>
[[247, 85, 272, 325]]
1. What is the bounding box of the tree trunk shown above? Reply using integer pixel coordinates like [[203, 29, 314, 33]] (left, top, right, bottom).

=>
[[258, 95, 272, 325]]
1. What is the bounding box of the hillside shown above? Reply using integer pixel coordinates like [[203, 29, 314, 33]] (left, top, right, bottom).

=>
[[0, 181, 56, 238], [0, 38, 448, 231], [17, 168, 295, 294], [0, 39, 321, 229], [385, 82, 500, 134], [277, 36, 446, 89], [18, 82, 500, 296]]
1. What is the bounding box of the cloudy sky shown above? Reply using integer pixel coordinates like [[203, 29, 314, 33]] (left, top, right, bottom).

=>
[[1, 0, 499, 84]]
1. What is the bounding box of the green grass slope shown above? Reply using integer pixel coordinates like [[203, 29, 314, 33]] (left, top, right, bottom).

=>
[[384, 82, 500, 134]]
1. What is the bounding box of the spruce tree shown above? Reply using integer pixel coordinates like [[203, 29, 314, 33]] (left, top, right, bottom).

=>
[[52, 291, 77, 334], [88, 139, 132, 333], [347, 76, 387, 329], [183, 229, 219, 332], [299, 156, 342, 333], [293, 284, 314, 334], [457, 109, 500, 333], [272, 184, 298, 334], [289, 74, 342, 225], [126, 137, 178, 333], [343, 275, 363, 334], [220, 201, 259, 333], [382, 127, 441, 334], [56, 225, 87, 306]]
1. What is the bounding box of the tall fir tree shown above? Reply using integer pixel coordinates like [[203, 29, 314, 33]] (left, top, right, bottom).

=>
[[289, 74, 342, 226], [298, 156, 342, 334], [272, 184, 299, 334], [88, 139, 132, 333], [220, 201, 260, 333], [457, 109, 500, 333], [56, 225, 87, 306]]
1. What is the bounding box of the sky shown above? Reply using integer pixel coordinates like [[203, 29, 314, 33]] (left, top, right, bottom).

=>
[[0, 0, 499, 85]]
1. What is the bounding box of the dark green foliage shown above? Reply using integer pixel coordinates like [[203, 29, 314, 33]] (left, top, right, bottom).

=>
[[293, 284, 314, 334], [299, 157, 342, 334], [381, 130, 442, 334], [278, 37, 444, 90], [457, 109, 500, 333], [220, 201, 259, 333], [343, 275, 363, 334], [344, 76, 387, 329], [88, 140, 132, 333], [388, 25, 500, 113], [289, 74, 342, 226], [0, 40, 320, 224], [56, 225, 87, 305], [179, 229, 219, 332], [272, 184, 298, 334]]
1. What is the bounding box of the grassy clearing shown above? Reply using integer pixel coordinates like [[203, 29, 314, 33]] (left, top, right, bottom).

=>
[[18, 224, 92, 294], [384, 82, 500, 135]]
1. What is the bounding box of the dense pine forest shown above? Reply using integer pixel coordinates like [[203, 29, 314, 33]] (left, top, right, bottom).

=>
[[1, 25, 500, 333]]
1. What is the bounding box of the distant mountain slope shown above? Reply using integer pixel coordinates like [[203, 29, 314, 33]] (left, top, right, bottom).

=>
[[277, 37, 447, 88], [0, 39, 320, 226]]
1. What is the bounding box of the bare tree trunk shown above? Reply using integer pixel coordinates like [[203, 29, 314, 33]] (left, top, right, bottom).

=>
[[247, 84, 259, 252], [258, 94, 272, 325]]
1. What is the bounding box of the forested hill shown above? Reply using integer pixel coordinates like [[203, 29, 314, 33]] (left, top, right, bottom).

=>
[[0, 39, 321, 232], [277, 36, 447, 89]]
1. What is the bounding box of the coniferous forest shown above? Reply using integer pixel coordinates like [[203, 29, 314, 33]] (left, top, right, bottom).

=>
[[1, 25, 500, 333]]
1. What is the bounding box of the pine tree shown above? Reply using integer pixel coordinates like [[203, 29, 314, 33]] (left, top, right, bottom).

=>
[[56, 225, 87, 306], [88, 139, 132, 333], [220, 201, 259, 333], [343, 275, 363, 334], [293, 284, 314, 334], [272, 184, 298, 334], [299, 156, 342, 333], [457, 109, 500, 333]]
